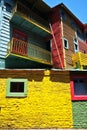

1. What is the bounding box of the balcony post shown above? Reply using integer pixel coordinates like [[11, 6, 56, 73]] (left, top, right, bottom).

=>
[[78, 52, 83, 70]]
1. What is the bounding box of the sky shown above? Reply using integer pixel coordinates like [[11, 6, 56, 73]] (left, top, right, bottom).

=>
[[43, 0, 87, 24]]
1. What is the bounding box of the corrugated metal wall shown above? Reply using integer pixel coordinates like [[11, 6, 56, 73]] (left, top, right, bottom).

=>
[[0, 0, 11, 68]]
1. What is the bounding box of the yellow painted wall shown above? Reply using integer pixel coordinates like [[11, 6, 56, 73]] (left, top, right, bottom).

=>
[[0, 70, 73, 129]]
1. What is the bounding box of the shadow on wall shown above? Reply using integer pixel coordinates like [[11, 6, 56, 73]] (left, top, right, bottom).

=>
[[0, 69, 70, 83], [50, 70, 70, 83]]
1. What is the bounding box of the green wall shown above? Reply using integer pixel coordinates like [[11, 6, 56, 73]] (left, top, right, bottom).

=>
[[72, 101, 87, 128]]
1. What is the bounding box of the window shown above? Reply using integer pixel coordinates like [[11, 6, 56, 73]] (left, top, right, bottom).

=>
[[76, 30, 85, 41], [70, 76, 87, 100], [74, 38, 78, 53], [71, 21, 77, 29], [85, 32, 87, 43], [85, 32, 87, 39], [60, 11, 66, 20], [63, 38, 69, 49], [6, 79, 28, 97]]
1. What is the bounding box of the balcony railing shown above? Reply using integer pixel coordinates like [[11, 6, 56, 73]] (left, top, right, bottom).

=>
[[12, 1, 50, 32], [7, 38, 51, 65], [10, 38, 28, 56], [72, 52, 87, 69], [28, 43, 51, 63]]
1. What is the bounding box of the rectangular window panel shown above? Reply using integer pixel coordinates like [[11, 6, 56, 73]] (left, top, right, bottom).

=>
[[6, 79, 28, 97], [74, 79, 87, 96], [10, 82, 24, 93], [74, 38, 79, 53], [63, 38, 69, 49], [70, 76, 87, 101]]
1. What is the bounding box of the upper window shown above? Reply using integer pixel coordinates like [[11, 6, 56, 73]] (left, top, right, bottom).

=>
[[63, 38, 69, 49], [77, 30, 85, 41], [85, 32, 87, 39], [60, 11, 66, 20], [74, 38, 79, 53], [59, 9, 67, 20], [70, 76, 87, 101], [71, 21, 77, 29], [6, 79, 28, 97]]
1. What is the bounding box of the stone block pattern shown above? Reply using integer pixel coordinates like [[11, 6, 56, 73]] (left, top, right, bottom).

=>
[[72, 101, 87, 128], [0, 70, 73, 129]]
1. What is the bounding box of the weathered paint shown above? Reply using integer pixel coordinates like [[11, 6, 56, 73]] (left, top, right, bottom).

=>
[[0, 70, 73, 129], [0, 1, 11, 59], [70, 71, 87, 128], [0, 58, 5, 68], [72, 52, 87, 69], [50, 6, 64, 69]]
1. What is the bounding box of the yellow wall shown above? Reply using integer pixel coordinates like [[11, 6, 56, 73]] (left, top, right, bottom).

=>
[[0, 70, 73, 129]]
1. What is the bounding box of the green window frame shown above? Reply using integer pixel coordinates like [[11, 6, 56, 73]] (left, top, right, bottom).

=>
[[6, 78, 28, 97]]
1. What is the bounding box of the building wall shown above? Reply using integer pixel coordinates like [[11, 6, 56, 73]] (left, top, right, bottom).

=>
[[0, 0, 12, 68], [0, 70, 73, 129], [72, 101, 87, 128], [78, 39, 87, 53], [70, 71, 87, 128], [51, 6, 64, 69], [0, 1, 11, 57], [63, 21, 75, 69], [11, 24, 50, 51]]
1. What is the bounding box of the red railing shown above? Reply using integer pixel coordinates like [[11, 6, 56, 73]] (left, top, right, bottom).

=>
[[8, 38, 52, 65], [11, 38, 28, 56]]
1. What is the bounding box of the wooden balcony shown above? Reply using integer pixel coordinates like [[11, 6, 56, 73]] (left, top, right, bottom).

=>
[[11, 2, 51, 37], [6, 38, 52, 65], [72, 52, 87, 69]]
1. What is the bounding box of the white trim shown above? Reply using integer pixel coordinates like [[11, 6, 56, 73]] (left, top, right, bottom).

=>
[[74, 38, 79, 53], [63, 38, 69, 49]]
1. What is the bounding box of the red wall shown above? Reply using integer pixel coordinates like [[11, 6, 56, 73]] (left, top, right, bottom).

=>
[[78, 39, 87, 53], [51, 7, 64, 68]]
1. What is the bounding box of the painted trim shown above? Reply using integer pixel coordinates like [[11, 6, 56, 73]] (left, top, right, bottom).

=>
[[70, 75, 87, 101], [63, 38, 69, 49], [74, 38, 79, 53], [11, 11, 51, 34], [6, 78, 28, 97], [5, 53, 52, 65]]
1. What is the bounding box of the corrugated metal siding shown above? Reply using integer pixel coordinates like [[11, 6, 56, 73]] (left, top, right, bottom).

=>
[[0, 6, 11, 59]]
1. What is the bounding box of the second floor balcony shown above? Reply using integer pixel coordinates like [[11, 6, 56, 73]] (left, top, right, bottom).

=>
[[72, 52, 87, 69], [11, 1, 51, 37], [6, 38, 52, 66]]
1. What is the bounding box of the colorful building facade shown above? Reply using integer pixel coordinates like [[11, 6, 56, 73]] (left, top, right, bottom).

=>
[[0, 0, 87, 129], [1, 70, 87, 129], [51, 3, 87, 69]]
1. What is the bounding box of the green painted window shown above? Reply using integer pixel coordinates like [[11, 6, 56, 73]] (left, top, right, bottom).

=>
[[6, 79, 28, 97]]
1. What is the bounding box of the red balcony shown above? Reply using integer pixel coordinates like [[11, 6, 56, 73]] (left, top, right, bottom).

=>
[[10, 38, 28, 56], [7, 38, 52, 65]]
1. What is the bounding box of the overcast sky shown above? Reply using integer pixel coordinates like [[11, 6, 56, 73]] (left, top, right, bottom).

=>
[[43, 0, 87, 24]]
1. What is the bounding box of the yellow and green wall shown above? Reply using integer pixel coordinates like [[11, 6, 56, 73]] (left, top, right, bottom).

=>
[[0, 69, 87, 129]]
